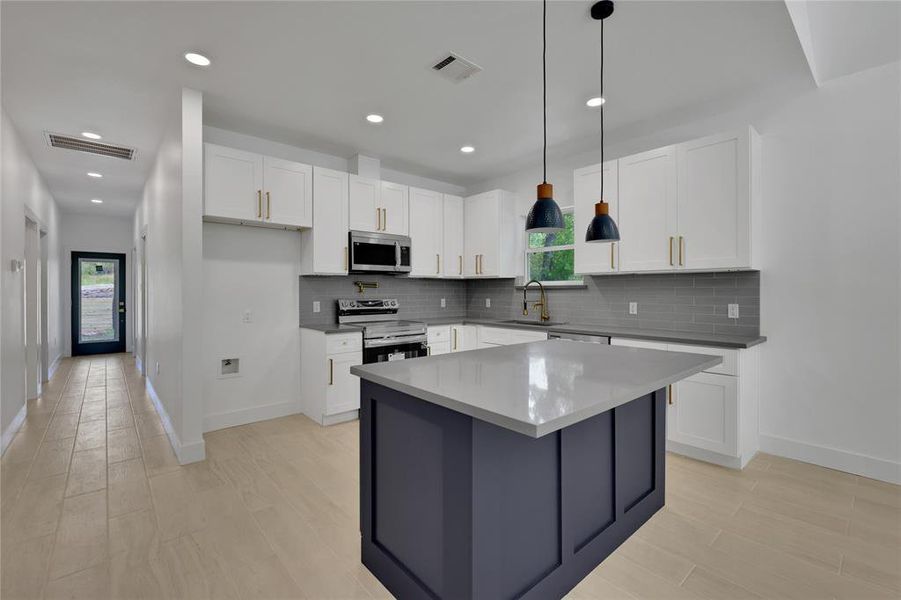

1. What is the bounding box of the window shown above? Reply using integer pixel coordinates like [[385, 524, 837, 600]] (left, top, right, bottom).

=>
[[525, 207, 582, 284]]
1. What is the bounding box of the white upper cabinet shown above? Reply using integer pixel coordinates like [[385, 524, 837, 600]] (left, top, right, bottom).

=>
[[300, 167, 348, 276], [617, 145, 678, 272], [675, 128, 753, 270], [463, 190, 518, 278], [574, 161, 619, 274], [262, 156, 312, 228], [380, 181, 409, 235], [348, 175, 381, 232], [409, 187, 443, 277], [204, 144, 263, 222], [204, 143, 312, 228], [443, 194, 464, 277]]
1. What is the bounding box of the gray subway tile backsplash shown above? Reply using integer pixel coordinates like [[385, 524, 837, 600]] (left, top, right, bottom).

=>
[[299, 271, 760, 337]]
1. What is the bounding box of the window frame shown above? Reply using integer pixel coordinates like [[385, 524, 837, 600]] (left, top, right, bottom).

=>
[[522, 206, 585, 287]]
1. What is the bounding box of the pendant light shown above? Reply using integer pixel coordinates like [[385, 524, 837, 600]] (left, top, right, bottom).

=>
[[525, 0, 564, 233], [585, 0, 621, 243]]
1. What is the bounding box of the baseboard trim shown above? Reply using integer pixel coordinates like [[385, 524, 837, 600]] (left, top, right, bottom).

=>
[[759, 433, 901, 485], [1, 404, 28, 456], [47, 354, 62, 380], [203, 400, 299, 433], [322, 409, 359, 427], [145, 377, 205, 465]]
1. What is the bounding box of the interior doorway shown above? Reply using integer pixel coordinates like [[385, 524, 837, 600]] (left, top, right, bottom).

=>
[[71, 251, 127, 356]]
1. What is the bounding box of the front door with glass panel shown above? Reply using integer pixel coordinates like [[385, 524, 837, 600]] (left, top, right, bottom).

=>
[[71, 252, 126, 355]]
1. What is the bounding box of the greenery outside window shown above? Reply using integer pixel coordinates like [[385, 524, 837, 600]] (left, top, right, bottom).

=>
[[525, 207, 583, 285]]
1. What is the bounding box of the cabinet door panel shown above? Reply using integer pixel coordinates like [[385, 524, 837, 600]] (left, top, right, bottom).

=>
[[451, 325, 478, 352], [380, 182, 409, 235], [409, 187, 443, 277], [204, 144, 263, 221], [349, 175, 381, 232], [668, 372, 738, 456], [263, 156, 312, 228], [326, 352, 362, 415], [463, 196, 482, 276], [676, 130, 750, 270], [574, 161, 619, 274], [312, 167, 349, 275], [618, 146, 677, 272], [443, 195, 464, 277]]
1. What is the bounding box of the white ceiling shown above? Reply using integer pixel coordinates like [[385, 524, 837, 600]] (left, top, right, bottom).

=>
[[2, 1, 813, 217]]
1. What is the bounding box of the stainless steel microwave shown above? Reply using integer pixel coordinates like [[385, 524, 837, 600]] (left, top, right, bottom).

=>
[[348, 231, 412, 274]]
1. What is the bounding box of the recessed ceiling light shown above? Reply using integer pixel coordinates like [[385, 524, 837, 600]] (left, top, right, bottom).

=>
[[81, 131, 102, 140], [87, 172, 103, 178], [90, 199, 103, 204], [460, 146, 475, 154], [586, 96, 606, 107], [365, 114, 384, 124], [184, 52, 211, 67]]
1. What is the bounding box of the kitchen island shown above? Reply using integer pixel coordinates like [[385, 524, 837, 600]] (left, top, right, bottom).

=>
[[351, 340, 721, 600]]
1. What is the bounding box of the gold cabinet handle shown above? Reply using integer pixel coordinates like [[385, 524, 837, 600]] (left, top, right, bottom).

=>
[[679, 236, 684, 266], [436, 253, 440, 275], [343, 246, 348, 271], [376, 207, 381, 230], [668, 236, 674, 266], [328, 358, 334, 385], [458, 255, 462, 275], [257, 190, 262, 218], [266, 191, 271, 219], [427, 345, 431, 356], [453, 328, 457, 351], [474, 255, 478, 274], [382, 208, 387, 231], [610, 243, 615, 269]]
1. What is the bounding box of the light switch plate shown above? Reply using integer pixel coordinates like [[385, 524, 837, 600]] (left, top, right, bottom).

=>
[[440, 298, 446, 308], [728, 303, 740, 319], [485, 298, 491, 308], [629, 302, 638, 315], [312, 301, 321, 313]]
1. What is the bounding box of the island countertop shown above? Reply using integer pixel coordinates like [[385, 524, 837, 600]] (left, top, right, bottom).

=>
[[351, 339, 721, 438]]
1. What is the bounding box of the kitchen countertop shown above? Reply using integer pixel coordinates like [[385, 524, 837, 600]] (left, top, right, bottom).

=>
[[301, 318, 765, 348], [419, 317, 765, 349], [351, 340, 721, 438]]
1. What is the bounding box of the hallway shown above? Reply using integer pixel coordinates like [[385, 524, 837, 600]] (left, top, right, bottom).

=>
[[2, 355, 899, 599]]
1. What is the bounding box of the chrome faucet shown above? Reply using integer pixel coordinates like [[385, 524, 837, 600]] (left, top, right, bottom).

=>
[[522, 279, 550, 322]]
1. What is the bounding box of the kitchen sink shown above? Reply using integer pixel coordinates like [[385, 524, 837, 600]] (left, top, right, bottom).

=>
[[501, 319, 568, 327]]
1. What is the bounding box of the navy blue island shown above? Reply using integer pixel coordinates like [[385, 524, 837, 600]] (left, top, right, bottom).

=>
[[351, 340, 720, 600]]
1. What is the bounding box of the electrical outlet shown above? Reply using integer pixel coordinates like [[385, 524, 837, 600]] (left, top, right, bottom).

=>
[[440, 298, 446, 308], [312, 301, 321, 313], [629, 302, 638, 315], [728, 303, 740, 319], [242, 309, 252, 323], [485, 298, 491, 308]]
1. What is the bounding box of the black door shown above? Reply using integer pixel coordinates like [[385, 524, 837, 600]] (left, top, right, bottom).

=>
[[71, 251, 126, 356]]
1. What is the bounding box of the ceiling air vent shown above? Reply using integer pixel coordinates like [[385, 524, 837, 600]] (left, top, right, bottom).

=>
[[44, 132, 136, 160], [431, 52, 482, 83]]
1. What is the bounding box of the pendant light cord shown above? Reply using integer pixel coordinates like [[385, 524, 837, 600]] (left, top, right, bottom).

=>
[[542, 0, 547, 184], [600, 17, 605, 201]]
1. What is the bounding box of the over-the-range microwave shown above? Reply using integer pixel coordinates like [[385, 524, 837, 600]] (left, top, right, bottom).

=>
[[348, 231, 412, 274]]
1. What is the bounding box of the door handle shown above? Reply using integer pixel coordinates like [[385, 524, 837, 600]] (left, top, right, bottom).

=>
[[679, 236, 684, 266], [453, 328, 457, 351], [344, 246, 348, 271], [328, 358, 334, 385], [266, 191, 271, 219], [668, 236, 674, 266], [382, 208, 387, 231], [257, 190, 262, 218], [610, 243, 615, 269], [436, 253, 440, 275], [459, 255, 462, 275], [668, 384, 674, 405]]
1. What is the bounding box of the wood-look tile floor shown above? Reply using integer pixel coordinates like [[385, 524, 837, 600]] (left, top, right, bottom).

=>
[[2, 354, 899, 599]]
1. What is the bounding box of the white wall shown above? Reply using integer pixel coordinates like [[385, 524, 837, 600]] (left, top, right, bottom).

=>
[[1, 109, 64, 449], [201, 223, 301, 431], [471, 61, 901, 482], [59, 212, 134, 356], [133, 88, 205, 464], [199, 126, 465, 431]]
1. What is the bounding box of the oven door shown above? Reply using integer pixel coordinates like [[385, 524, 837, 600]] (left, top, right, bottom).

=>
[[363, 340, 428, 364]]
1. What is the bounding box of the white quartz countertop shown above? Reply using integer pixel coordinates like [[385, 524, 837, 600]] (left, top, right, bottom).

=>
[[350, 340, 722, 438]]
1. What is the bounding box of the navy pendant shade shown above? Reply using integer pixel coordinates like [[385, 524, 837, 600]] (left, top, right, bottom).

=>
[[585, 201, 620, 242], [526, 183, 564, 233]]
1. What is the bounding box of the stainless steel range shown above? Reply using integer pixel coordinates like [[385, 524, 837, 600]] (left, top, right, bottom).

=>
[[337, 298, 428, 364]]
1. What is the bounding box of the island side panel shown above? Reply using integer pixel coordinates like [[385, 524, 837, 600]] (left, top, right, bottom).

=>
[[360, 380, 474, 600]]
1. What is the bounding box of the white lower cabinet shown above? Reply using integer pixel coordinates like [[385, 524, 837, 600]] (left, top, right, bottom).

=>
[[427, 325, 452, 355], [451, 325, 477, 352], [300, 330, 362, 425], [611, 337, 759, 469], [477, 326, 547, 348]]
